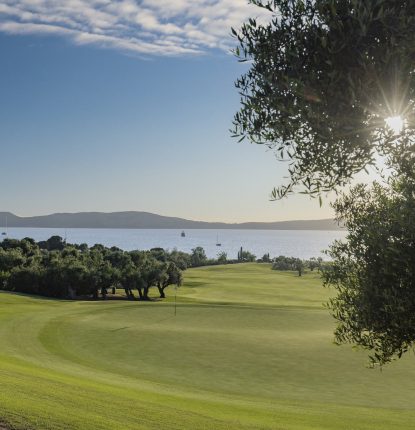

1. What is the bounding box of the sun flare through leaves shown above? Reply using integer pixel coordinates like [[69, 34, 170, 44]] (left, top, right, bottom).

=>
[[385, 115, 405, 135]]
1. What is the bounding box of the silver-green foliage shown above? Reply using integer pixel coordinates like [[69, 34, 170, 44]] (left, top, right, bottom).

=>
[[323, 141, 415, 366], [232, 0, 415, 198]]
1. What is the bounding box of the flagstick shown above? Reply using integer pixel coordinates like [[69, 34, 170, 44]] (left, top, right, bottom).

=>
[[174, 287, 177, 316]]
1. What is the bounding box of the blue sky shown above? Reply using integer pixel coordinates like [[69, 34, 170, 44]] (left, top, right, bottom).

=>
[[0, 1, 335, 222]]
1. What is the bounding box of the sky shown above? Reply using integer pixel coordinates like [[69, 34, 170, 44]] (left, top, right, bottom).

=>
[[0, 0, 337, 223]]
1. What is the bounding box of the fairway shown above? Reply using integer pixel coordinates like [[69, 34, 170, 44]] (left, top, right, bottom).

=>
[[1, 264, 415, 430]]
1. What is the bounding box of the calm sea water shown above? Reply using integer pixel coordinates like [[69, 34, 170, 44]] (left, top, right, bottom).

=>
[[2, 228, 347, 260]]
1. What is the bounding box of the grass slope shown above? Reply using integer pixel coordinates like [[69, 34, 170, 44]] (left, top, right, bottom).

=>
[[0, 264, 415, 429]]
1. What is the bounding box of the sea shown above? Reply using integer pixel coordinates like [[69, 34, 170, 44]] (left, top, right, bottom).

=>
[[1, 228, 347, 260]]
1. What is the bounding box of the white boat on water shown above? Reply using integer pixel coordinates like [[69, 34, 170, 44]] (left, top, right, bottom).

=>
[[1, 215, 7, 236], [216, 234, 221, 246]]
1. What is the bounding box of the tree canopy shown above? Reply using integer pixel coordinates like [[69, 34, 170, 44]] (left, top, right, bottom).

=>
[[323, 141, 415, 366], [232, 0, 415, 198], [233, 0, 415, 365], [0, 238, 189, 300], [0, 238, 262, 300]]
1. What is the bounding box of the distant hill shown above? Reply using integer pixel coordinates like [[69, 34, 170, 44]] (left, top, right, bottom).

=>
[[0, 211, 343, 231]]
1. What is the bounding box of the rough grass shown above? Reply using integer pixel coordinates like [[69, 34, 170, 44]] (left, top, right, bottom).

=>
[[0, 263, 415, 429]]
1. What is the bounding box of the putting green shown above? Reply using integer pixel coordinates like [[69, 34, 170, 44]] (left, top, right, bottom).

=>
[[0, 264, 415, 429]]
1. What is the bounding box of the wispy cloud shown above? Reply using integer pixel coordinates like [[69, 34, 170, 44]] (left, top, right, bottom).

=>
[[0, 0, 263, 56]]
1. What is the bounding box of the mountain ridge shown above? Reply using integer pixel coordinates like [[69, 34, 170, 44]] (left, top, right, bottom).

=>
[[0, 211, 343, 231]]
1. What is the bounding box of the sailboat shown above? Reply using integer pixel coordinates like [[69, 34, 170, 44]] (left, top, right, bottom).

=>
[[216, 233, 221, 246], [1, 215, 7, 236]]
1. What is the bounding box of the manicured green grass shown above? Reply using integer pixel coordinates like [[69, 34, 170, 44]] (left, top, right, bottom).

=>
[[1, 263, 415, 429], [180, 263, 328, 308]]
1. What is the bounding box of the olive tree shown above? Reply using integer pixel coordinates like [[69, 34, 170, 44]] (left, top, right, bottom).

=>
[[323, 142, 415, 366], [157, 262, 182, 298], [233, 0, 415, 364], [232, 0, 415, 198]]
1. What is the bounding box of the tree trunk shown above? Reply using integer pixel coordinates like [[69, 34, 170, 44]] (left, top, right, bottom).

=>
[[67, 285, 76, 300], [136, 287, 143, 299], [157, 285, 166, 298]]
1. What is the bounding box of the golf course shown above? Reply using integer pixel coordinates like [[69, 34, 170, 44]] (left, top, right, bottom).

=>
[[1, 263, 415, 430]]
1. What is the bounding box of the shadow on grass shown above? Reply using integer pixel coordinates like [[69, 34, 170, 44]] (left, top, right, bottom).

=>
[[184, 281, 207, 288], [0, 290, 163, 303]]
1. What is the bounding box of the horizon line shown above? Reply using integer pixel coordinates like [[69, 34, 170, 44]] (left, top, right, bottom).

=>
[[0, 210, 336, 225]]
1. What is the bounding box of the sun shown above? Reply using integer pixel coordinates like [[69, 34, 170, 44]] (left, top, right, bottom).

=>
[[385, 115, 404, 135]]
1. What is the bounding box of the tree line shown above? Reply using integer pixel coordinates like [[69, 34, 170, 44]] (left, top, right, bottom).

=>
[[0, 235, 325, 300], [0, 236, 190, 300], [271, 256, 325, 277]]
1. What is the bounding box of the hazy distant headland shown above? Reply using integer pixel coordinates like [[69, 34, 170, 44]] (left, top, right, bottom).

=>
[[0, 211, 343, 231]]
